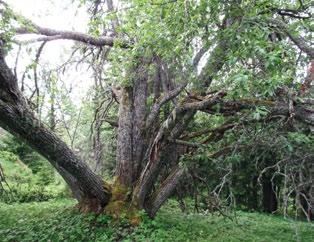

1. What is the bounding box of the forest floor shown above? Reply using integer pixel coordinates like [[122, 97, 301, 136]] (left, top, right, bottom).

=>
[[0, 199, 313, 242]]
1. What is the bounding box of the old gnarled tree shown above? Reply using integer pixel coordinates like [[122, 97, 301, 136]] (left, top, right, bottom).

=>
[[0, 0, 313, 220]]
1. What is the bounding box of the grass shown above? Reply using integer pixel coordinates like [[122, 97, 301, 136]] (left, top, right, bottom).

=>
[[0, 199, 313, 242]]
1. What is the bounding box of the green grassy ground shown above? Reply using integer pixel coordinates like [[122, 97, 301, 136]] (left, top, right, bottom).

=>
[[0, 199, 313, 242]]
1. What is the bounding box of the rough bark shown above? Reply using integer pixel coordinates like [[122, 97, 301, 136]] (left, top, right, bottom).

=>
[[134, 92, 225, 208], [133, 109, 189, 208], [132, 65, 148, 180], [133, 11, 244, 207], [15, 25, 128, 47], [115, 87, 134, 186], [146, 165, 185, 217]]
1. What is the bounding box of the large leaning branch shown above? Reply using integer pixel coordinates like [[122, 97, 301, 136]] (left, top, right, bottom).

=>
[[15, 25, 129, 48], [0, 44, 111, 208], [0, 1, 128, 48], [146, 165, 185, 217]]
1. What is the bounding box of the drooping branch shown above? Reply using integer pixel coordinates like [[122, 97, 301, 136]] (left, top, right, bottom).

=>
[[211, 99, 314, 125], [181, 122, 236, 140], [265, 19, 314, 58], [136, 93, 313, 209], [16, 35, 64, 45]]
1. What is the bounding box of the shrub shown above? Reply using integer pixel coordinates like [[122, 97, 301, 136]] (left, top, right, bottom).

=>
[[0, 150, 68, 204]]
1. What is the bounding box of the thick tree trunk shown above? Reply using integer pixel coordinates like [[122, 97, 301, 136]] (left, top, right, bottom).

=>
[[262, 179, 278, 213], [132, 66, 148, 180], [115, 86, 134, 187], [115, 62, 148, 187]]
